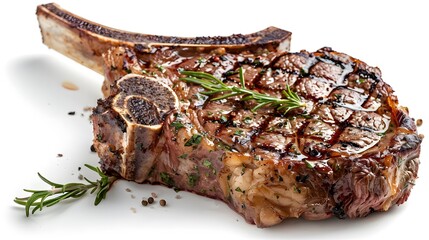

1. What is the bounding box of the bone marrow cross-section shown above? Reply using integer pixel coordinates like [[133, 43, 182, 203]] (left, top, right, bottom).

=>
[[126, 96, 160, 125], [93, 74, 179, 182], [113, 74, 179, 122]]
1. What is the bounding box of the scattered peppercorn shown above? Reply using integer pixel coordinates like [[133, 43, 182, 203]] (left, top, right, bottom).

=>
[[416, 119, 423, 127], [90, 144, 96, 152], [57, 153, 63, 157], [141, 200, 148, 206], [151, 192, 158, 198], [78, 166, 81, 171], [159, 199, 167, 207], [68, 111, 75, 115], [148, 197, 154, 204]]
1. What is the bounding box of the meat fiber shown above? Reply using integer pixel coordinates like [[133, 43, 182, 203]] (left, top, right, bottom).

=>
[[37, 3, 422, 228]]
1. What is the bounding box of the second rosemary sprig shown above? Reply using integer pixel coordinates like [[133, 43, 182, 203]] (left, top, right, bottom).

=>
[[180, 67, 306, 114], [14, 164, 117, 217]]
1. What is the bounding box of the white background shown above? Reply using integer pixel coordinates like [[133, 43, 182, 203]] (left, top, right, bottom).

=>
[[1, 0, 428, 239]]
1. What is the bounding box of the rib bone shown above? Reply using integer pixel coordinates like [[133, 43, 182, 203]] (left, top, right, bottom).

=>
[[36, 3, 292, 74]]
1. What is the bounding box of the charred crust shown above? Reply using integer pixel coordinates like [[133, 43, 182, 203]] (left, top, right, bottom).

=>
[[41, 4, 291, 48], [87, 31, 420, 225], [332, 203, 346, 219]]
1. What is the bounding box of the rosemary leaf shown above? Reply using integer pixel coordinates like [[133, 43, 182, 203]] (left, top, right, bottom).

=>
[[14, 164, 117, 217], [239, 67, 245, 88], [180, 67, 306, 114]]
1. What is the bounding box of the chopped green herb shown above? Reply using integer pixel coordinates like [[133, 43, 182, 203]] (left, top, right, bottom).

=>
[[235, 187, 244, 193], [188, 174, 199, 187], [156, 64, 166, 73], [178, 153, 188, 159], [160, 172, 174, 187], [97, 133, 103, 142], [293, 186, 301, 194], [184, 134, 202, 147], [147, 166, 155, 177], [171, 121, 185, 131], [203, 159, 216, 174], [224, 70, 237, 77], [216, 141, 232, 151], [377, 132, 386, 136], [220, 115, 228, 123], [197, 57, 206, 66], [357, 78, 366, 84], [335, 163, 341, 171], [243, 116, 253, 124], [334, 94, 342, 101], [298, 114, 312, 119], [241, 165, 246, 175], [304, 160, 314, 169], [203, 159, 212, 168], [234, 129, 244, 136]]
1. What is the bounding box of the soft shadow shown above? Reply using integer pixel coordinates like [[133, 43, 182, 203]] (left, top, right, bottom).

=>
[[6, 55, 103, 115], [253, 205, 405, 239]]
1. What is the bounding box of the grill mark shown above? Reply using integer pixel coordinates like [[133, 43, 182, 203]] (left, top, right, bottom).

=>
[[257, 145, 285, 154], [315, 56, 346, 69], [252, 52, 289, 89], [251, 116, 274, 141], [339, 141, 362, 149], [328, 121, 350, 146], [173, 48, 394, 160], [297, 51, 370, 159], [359, 78, 381, 109], [356, 69, 380, 82]]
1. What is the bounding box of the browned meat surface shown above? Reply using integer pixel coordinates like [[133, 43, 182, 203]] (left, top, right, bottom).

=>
[[37, 3, 422, 228], [93, 46, 421, 227]]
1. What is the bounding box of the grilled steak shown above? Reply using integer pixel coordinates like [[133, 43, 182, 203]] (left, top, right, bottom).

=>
[[37, 3, 422, 228]]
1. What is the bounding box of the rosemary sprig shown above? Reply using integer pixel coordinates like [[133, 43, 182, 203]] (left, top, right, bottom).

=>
[[180, 67, 306, 113], [14, 164, 117, 217]]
